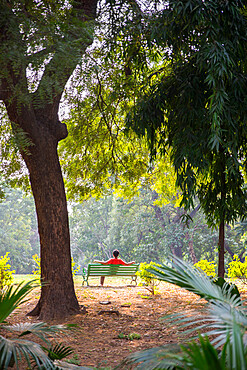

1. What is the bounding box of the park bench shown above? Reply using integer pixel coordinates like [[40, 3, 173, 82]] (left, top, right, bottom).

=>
[[82, 263, 139, 286]]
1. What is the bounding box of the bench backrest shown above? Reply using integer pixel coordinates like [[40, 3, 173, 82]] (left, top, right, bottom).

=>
[[86, 263, 139, 276]]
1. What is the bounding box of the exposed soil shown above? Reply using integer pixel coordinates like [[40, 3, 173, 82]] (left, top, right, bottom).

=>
[[7, 278, 239, 369]]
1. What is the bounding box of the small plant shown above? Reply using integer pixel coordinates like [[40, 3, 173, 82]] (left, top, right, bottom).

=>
[[194, 259, 217, 277], [0, 252, 15, 292], [136, 261, 161, 295], [43, 343, 74, 361], [227, 254, 247, 283], [65, 353, 81, 365], [118, 333, 141, 341]]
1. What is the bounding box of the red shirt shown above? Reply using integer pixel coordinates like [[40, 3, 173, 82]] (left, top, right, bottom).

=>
[[106, 258, 127, 265]]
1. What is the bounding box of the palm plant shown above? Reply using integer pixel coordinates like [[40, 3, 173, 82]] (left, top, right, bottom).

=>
[[120, 257, 247, 369], [0, 280, 81, 370]]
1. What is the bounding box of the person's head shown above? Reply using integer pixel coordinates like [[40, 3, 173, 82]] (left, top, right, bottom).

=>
[[113, 249, 120, 258]]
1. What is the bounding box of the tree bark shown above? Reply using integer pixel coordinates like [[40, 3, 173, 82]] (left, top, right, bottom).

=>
[[218, 147, 226, 278], [186, 232, 197, 264], [218, 220, 225, 278], [22, 124, 80, 319]]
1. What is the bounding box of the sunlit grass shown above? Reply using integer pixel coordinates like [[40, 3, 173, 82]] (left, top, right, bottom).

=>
[[13, 274, 35, 284], [13, 274, 135, 287]]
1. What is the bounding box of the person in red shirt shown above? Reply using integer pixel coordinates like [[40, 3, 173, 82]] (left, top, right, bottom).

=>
[[94, 249, 135, 286]]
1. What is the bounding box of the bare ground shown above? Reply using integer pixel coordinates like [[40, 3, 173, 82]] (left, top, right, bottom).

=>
[[8, 277, 242, 369]]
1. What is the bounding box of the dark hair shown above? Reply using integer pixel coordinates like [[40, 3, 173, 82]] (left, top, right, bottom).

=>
[[113, 249, 119, 258]]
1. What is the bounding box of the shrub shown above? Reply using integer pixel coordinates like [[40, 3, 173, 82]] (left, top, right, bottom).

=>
[[0, 252, 15, 292], [136, 261, 161, 295], [227, 254, 247, 283], [194, 259, 217, 277]]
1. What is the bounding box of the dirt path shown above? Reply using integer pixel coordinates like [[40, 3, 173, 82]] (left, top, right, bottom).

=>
[[7, 279, 211, 369]]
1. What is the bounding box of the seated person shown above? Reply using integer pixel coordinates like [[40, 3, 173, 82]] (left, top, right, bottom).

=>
[[94, 249, 135, 286]]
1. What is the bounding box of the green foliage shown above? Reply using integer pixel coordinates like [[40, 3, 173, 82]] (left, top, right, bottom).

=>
[[0, 253, 15, 292], [118, 333, 141, 341], [65, 353, 81, 366], [0, 187, 39, 274], [122, 256, 246, 369], [43, 343, 74, 361], [69, 188, 244, 269], [137, 261, 161, 295], [126, 0, 247, 227], [71, 259, 81, 277], [227, 255, 247, 283], [213, 277, 240, 299], [194, 259, 217, 278], [0, 186, 244, 275], [0, 280, 52, 369], [32, 254, 41, 276]]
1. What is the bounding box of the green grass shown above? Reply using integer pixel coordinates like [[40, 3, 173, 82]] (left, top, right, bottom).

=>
[[13, 274, 36, 284], [13, 274, 137, 287]]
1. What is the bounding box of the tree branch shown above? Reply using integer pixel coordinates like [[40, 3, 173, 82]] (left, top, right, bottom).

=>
[[33, 0, 98, 121]]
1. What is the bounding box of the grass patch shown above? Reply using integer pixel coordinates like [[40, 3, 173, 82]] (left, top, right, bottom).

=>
[[13, 274, 35, 284], [13, 275, 136, 288]]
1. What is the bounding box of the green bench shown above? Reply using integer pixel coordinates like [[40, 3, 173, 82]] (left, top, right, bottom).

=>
[[82, 263, 139, 286]]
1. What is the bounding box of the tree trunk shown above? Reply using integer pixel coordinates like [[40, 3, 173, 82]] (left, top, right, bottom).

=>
[[187, 233, 197, 264], [22, 123, 80, 320], [218, 220, 225, 278]]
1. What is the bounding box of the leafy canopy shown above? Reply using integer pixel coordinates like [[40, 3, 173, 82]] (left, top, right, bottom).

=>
[[126, 0, 247, 227]]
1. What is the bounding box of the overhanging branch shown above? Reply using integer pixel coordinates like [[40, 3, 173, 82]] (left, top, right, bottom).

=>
[[33, 0, 98, 120]]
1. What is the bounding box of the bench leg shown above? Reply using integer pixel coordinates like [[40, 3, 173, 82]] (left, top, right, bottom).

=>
[[100, 276, 105, 286], [82, 278, 89, 286], [130, 276, 138, 285]]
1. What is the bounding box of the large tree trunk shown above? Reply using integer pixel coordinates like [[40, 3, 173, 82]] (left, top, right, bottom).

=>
[[218, 220, 225, 278], [22, 121, 80, 319]]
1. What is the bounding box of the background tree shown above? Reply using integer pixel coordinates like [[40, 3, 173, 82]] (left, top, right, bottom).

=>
[[125, 0, 247, 277], [0, 187, 39, 273], [0, 185, 244, 273]]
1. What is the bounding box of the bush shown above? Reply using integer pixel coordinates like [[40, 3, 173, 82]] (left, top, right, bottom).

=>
[[227, 254, 247, 283], [136, 261, 161, 295], [194, 259, 217, 277], [0, 252, 15, 292]]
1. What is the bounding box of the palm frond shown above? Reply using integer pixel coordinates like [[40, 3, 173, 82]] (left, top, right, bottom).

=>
[[226, 321, 247, 370], [180, 335, 227, 369], [43, 343, 74, 361], [118, 344, 183, 369], [0, 280, 39, 324], [160, 297, 247, 347], [4, 322, 65, 345], [148, 256, 242, 306], [0, 335, 55, 370], [123, 257, 247, 369], [53, 361, 95, 369]]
